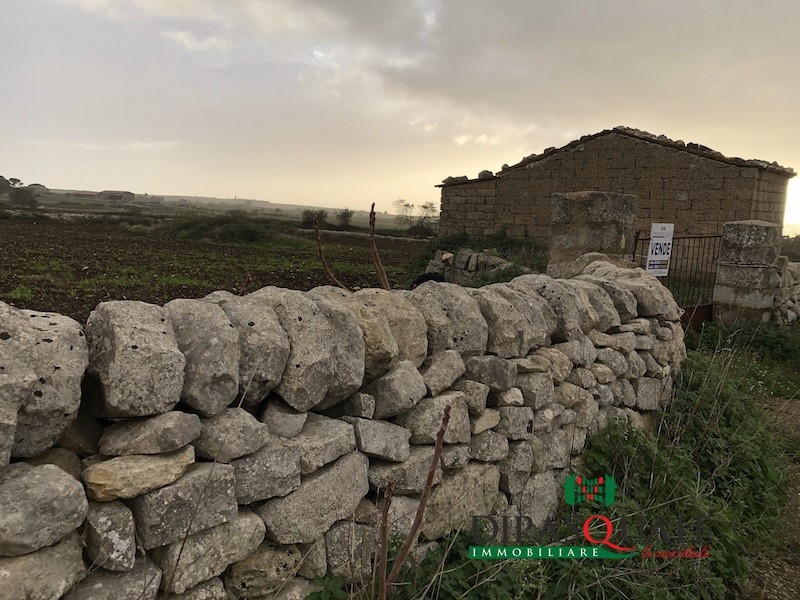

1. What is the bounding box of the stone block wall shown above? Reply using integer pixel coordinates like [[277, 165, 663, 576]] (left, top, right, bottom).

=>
[[439, 131, 790, 242], [713, 219, 800, 325], [0, 259, 686, 599]]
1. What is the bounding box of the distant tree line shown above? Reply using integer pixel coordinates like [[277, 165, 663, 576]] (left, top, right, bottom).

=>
[[0, 175, 38, 208]]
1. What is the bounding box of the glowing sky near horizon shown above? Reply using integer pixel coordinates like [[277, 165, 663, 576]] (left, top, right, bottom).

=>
[[1, 1, 798, 224]]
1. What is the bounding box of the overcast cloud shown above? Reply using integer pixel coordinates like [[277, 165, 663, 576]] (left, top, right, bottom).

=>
[[1, 0, 798, 219]]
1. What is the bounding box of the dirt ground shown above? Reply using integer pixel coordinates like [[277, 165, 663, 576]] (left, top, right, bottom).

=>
[[0, 219, 425, 323]]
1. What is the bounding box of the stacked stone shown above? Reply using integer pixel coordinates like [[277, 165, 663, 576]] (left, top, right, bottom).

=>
[[774, 261, 800, 324], [0, 256, 685, 599], [423, 247, 530, 285]]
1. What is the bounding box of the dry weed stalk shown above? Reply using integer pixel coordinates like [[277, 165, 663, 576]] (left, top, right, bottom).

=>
[[313, 215, 351, 291], [369, 203, 391, 291], [377, 405, 451, 599]]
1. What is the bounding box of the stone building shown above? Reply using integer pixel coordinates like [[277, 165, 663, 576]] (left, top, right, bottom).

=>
[[438, 126, 795, 241]]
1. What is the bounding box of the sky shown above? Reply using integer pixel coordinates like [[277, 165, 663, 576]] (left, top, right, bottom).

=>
[[1, 0, 799, 223]]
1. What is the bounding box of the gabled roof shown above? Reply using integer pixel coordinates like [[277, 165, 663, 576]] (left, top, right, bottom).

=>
[[439, 126, 795, 187]]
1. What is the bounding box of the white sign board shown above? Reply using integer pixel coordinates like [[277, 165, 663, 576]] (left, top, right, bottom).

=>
[[646, 223, 674, 277]]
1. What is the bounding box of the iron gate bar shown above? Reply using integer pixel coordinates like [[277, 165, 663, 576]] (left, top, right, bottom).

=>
[[630, 232, 721, 310]]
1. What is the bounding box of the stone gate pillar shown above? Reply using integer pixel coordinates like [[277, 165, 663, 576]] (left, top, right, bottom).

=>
[[546, 191, 637, 277], [712, 220, 782, 325]]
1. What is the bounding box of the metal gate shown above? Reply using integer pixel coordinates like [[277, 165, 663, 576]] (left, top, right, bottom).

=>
[[631, 232, 721, 328]]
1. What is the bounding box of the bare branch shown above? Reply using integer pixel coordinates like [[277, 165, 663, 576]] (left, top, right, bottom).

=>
[[384, 405, 451, 588], [369, 203, 391, 290], [314, 215, 350, 291]]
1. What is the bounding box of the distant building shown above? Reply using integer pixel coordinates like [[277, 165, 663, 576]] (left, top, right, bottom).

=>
[[438, 126, 795, 239], [98, 190, 135, 202]]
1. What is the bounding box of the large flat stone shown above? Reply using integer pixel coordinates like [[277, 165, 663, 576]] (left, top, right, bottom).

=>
[[128, 462, 237, 550], [344, 417, 411, 462], [84, 500, 136, 571], [255, 451, 369, 544], [282, 413, 356, 474], [0, 532, 85, 600], [63, 557, 161, 600], [193, 408, 270, 462], [152, 509, 266, 595], [82, 445, 195, 501], [393, 391, 471, 444], [230, 439, 302, 504], [365, 360, 426, 419], [421, 464, 499, 540], [369, 446, 442, 494], [98, 411, 202, 456]]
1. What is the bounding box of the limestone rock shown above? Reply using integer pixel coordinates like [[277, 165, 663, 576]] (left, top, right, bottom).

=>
[[224, 541, 301, 599], [408, 281, 488, 356], [634, 377, 669, 410], [395, 289, 454, 356], [554, 382, 593, 409], [354, 289, 428, 367], [494, 406, 534, 440], [365, 360, 426, 419], [488, 387, 524, 407], [420, 350, 465, 396], [422, 464, 499, 540], [230, 439, 301, 504], [83, 445, 195, 501], [512, 355, 551, 374], [468, 287, 538, 358], [441, 444, 470, 471], [193, 408, 270, 463], [0, 355, 35, 465], [344, 417, 411, 462], [255, 451, 369, 544], [565, 367, 597, 389], [282, 413, 356, 474], [451, 379, 490, 416], [393, 392, 470, 444], [509, 275, 582, 341], [470, 430, 509, 462], [515, 372, 555, 409], [516, 471, 560, 527], [25, 447, 82, 479], [260, 397, 308, 438], [470, 408, 500, 435], [297, 538, 327, 579], [84, 501, 136, 571], [166, 578, 226, 600], [204, 293, 290, 405], [307, 291, 366, 406], [63, 557, 162, 600], [248, 287, 335, 411], [369, 446, 442, 494], [531, 347, 573, 382], [325, 521, 377, 584], [554, 335, 598, 366], [322, 392, 376, 419], [129, 462, 236, 550], [165, 299, 240, 416], [85, 300, 185, 417], [489, 284, 556, 346], [310, 286, 394, 382], [99, 411, 202, 456], [152, 509, 266, 595], [463, 356, 516, 392], [1, 304, 88, 458], [595, 348, 629, 377], [0, 532, 85, 600], [590, 363, 615, 384], [563, 279, 621, 332], [499, 441, 534, 497], [0, 464, 88, 556]]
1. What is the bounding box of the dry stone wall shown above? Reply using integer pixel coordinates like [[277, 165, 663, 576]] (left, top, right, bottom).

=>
[[0, 257, 686, 599]]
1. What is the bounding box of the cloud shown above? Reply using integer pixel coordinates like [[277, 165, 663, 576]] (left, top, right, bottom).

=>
[[162, 30, 228, 51]]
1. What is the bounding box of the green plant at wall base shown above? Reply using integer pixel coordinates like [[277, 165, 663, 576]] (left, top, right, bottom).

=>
[[6, 285, 33, 303], [308, 341, 791, 599]]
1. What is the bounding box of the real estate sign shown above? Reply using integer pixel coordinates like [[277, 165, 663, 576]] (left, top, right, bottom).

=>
[[646, 223, 674, 276]]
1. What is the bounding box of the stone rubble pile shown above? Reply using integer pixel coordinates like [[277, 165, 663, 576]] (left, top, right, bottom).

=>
[[0, 256, 685, 599], [424, 247, 531, 285]]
